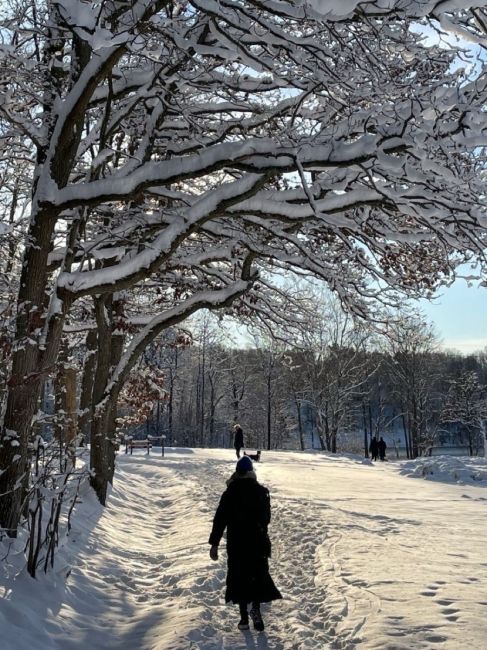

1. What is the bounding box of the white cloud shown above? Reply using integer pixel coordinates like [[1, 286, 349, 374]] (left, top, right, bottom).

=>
[[441, 338, 487, 354]]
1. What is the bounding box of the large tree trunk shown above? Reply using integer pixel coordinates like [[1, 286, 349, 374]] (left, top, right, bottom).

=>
[[0, 209, 59, 535], [90, 296, 125, 502], [90, 406, 111, 505], [90, 296, 113, 505], [107, 309, 124, 484]]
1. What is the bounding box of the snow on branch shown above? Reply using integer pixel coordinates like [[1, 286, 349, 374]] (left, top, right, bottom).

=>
[[56, 173, 266, 295], [42, 135, 401, 209]]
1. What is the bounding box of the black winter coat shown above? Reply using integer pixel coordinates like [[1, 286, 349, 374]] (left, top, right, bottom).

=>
[[209, 476, 282, 605], [234, 427, 244, 449], [378, 439, 387, 457], [369, 439, 378, 454]]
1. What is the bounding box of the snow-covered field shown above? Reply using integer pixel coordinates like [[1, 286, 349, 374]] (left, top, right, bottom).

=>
[[1, 449, 487, 650]]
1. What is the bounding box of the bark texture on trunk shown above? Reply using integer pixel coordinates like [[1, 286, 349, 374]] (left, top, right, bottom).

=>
[[0, 209, 58, 534], [89, 297, 125, 503], [89, 297, 113, 505]]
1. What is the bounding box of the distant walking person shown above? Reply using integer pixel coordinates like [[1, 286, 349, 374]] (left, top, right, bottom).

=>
[[378, 437, 387, 461], [233, 424, 244, 459], [369, 437, 378, 461], [209, 456, 282, 632]]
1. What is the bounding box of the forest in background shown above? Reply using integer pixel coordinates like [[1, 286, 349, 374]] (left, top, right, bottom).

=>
[[121, 310, 487, 459]]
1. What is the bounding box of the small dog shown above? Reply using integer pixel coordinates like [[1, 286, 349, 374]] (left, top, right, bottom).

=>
[[244, 450, 261, 462]]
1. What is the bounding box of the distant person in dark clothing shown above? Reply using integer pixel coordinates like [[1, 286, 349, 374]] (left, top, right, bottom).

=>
[[369, 437, 378, 461], [378, 437, 387, 461], [209, 456, 282, 632], [233, 424, 244, 458]]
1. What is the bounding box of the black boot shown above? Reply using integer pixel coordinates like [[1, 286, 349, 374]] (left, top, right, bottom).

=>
[[250, 603, 264, 632], [238, 602, 249, 630]]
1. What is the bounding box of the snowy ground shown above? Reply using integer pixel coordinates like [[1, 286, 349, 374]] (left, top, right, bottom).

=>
[[1, 449, 487, 650]]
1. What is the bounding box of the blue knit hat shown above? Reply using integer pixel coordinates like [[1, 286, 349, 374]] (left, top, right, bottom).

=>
[[236, 456, 253, 473]]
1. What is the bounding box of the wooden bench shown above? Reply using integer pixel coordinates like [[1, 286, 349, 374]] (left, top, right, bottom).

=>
[[124, 435, 166, 456], [125, 438, 152, 454]]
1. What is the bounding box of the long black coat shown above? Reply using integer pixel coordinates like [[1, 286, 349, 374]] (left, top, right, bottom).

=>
[[209, 476, 282, 605], [369, 438, 378, 456], [233, 427, 244, 449]]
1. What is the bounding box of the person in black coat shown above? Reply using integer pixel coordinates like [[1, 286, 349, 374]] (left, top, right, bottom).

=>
[[378, 436, 387, 461], [209, 456, 282, 632], [369, 437, 378, 461], [233, 424, 244, 458]]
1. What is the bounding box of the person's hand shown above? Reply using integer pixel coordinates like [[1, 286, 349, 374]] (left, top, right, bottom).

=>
[[209, 545, 219, 561]]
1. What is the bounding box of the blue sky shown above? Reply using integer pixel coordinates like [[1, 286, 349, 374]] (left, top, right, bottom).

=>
[[218, 276, 487, 353], [419, 279, 487, 354]]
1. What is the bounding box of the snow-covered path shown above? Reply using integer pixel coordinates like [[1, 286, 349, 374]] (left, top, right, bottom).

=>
[[2, 449, 487, 649]]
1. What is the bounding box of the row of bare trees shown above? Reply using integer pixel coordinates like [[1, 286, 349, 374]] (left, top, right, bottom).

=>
[[131, 308, 487, 459]]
